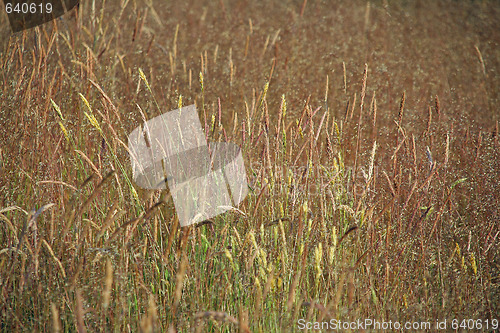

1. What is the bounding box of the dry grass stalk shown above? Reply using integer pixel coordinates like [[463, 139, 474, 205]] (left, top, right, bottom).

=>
[[286, 246, 308, 311], [51, 303, 61, 332], [342, 61, 347, 94], [474, 45, 486, 76], [77, 171, 115, 219], [349, 92, 357, 120], [102, 258, 113, 310], [398, 91, 405, 125], [194, 311, 238, 325], [75, 289, 87, 333], [444, 132, 450, 166], [140, 294, 159, 333], [435, 95, 441, 119], [238, 307, 251, 333], [370, 93, 377, 138], [42, 239, 66, 279], [172, 253, 188, 313], [254, 277, 262, 321]]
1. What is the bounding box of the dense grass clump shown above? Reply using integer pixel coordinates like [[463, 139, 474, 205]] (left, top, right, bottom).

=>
[[0, 0, 499, 331]]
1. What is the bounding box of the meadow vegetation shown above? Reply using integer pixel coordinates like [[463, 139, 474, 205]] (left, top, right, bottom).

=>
[[0, 0, 499, 331]]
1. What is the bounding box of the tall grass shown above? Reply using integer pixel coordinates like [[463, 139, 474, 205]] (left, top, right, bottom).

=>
[[0, 0, 499, 331]]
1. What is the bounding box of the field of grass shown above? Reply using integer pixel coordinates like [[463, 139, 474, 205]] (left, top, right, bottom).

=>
[[0, 0, 499, 331]]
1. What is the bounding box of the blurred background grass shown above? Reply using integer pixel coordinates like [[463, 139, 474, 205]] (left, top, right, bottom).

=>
[[0, 0, 499, 331]]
